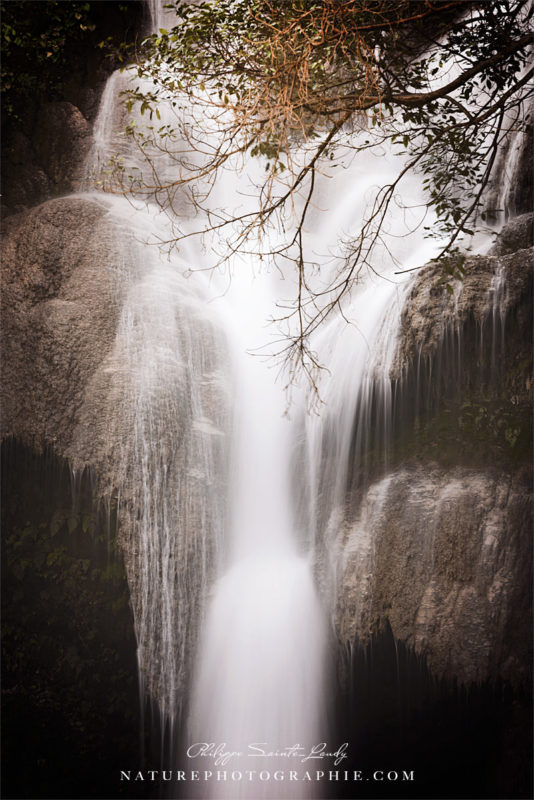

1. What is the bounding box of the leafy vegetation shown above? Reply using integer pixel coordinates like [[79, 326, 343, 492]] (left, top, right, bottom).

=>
[[108, 0, 533, 385], [1, 1, 141, 121]]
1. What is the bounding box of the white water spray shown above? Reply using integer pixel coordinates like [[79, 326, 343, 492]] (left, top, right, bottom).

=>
[[83, 49, 438, 794], [79, 3, 495, 796]]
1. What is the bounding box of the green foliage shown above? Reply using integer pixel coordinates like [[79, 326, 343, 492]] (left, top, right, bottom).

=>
[[1, 1, 92, 118], [2, 502, 133, 684], [105, 0, 533, 378], [1, 0, 139, 121], [435, 251, 467, 294]]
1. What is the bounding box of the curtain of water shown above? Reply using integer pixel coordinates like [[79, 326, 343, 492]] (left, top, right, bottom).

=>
[[77, 0, 526, 792], [81, 28, 438, 791], [81, 66, 233, 737]]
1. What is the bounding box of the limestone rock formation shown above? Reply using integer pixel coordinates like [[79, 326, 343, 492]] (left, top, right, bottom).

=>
[[2, 102, 92, 216], [1, 192, 231, 712], [2, 189, 532, 692], [34, 102, 93, 194], [328, 220, 533, 686], [1, 196, 123, 461], [490, 211, 534, 256], [393, 236, 532, 373], [332, 465, 531, 686]]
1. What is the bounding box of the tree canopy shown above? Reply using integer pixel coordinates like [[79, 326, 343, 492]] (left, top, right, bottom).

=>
[[108, 0, 533, 383], [1, 1, 142, 123]]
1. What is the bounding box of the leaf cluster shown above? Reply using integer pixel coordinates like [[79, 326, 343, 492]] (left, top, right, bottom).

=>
[[1, 0, 141, 122], [110, 0, 533, 388]]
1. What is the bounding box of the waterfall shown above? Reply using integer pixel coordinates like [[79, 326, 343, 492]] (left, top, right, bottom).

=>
[[177, 86, 441, 799], [186, 227, 328, 798], [81, 50, 330, 775], [74, 1, 528, 794], [81, 65, 234, 730], [1, 1, 532, 797], [101, 220, 231, 726], [81, 18, 439, 781]]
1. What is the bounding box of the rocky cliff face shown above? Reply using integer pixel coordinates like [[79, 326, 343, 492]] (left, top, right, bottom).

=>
[[1, 193, 230, 713], [2, 36, 533, 694], [393, 220, 533, 371], [1, 197, 123, 459], [3, 195, 531, 691], [3, 103, 93, 213], [326, 215, 533, 686], [332, 465, 531, 686]]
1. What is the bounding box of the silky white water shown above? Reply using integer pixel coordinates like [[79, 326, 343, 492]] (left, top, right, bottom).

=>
[[77, 4, 518, 797], [185, 228, 329, 798], [82, 56, 439, 796]]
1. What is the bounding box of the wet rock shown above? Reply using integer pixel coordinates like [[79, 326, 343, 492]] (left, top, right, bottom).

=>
[[483, 103, 533, 222], [33, 102, 92, 195], [1, 196, 122, 458], [490, 212, 533, 256], [511, 122, 534, 215], [330, 465, 532, 686], [393, 245, 533, 374], [332, 218, 533, 688], [1, 193, 231, 711], [0, 130, 51, 215], [1, 103, 92, 216]]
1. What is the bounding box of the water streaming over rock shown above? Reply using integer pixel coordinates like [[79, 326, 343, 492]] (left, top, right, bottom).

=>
[[71, 3, 533, 794], [81, 63, 431, 790], [101, 216, 231, 726], [80, 55, 234, 729]]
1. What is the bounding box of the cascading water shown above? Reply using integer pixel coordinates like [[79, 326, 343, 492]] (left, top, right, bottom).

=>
[[1, 2, 532, 798], [73, 2, 530, 797], [80, 39, 233, 732], [81, 48, 332, 788], [100, 220, 231, 728], [178, 98, 441, 800], [80, 19, 440, 790], [186, 249, 328, 798]]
